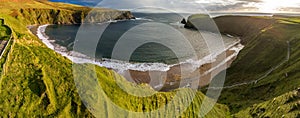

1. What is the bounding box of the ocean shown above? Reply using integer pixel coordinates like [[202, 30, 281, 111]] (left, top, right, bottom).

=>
[[40, 13, 240, 72]]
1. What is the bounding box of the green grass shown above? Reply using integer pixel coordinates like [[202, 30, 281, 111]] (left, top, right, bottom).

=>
[[212, 16, 300, 114], [234, 90, 300, 117], [73, 64, 230, 117], [0, 39, 93, 117], [275, 15, 300, 24]]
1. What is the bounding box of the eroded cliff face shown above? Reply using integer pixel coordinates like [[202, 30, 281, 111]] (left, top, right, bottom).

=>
[[10, 8, 135, 25]]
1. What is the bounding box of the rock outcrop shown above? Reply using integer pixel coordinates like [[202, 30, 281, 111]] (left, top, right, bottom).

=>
[[183, 14, 219, 33]]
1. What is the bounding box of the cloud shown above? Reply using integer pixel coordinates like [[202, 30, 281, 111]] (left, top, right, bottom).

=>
[[95, 0, 256, 13], [50, 0, 300, 13], [94, 0, 208, 13], [242, 0, 300, 12]]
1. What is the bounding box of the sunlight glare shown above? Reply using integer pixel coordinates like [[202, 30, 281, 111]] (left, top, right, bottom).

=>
[[258, 0, 300, 13]]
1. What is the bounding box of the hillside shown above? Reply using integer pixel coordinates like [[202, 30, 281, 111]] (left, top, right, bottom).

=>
[[184, 14, 300, 115], [235, 89, 300, 117], [74, 64, 230, 117], [234, 90, 300, 118], [0, 0, 229, 117], [213, 15, 300, 113]]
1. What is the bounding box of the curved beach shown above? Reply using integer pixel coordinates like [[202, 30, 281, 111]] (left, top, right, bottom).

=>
[[34, 22, 244, 91]]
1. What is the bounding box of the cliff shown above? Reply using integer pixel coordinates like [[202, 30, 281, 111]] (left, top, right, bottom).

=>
[[184, 14, 220, 33], [0, 0, 134, 25], [11, 8, 134, 25]]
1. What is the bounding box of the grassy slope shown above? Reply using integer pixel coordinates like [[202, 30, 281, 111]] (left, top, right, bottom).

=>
[[234, 89, 300, 117], [213, 16, 300, 114], [75, 64, 230, 117], [0, 13, 93, 116], [0, 1, 229, 117]]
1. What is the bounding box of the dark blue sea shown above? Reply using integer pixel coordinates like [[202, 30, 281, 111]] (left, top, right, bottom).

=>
[[42, 13, 239, 71]]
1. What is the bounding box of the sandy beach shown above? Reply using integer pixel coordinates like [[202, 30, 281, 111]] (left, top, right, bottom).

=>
[[124, 44, 242, 91], [30, 24, 244, 91]]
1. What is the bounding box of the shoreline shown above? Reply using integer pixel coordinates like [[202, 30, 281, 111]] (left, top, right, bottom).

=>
[[31, 23, 244, 91], [127, 43, 243, 91]]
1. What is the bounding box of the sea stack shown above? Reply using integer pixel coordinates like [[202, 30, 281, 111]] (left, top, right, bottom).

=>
[[183, 14, 218, 33], [181, 18, 187, 24]]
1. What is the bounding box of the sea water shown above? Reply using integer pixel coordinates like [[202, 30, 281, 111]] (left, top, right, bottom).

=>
[[40, 13, 240, 72]]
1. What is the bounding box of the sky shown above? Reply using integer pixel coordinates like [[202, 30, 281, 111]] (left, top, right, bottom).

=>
[[50, 0, 300, 13]]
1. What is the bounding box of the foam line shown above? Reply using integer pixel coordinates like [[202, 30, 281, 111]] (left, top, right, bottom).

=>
[[37, 25, 244, 72]]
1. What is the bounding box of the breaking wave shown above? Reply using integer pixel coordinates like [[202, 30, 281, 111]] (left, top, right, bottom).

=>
[[37, 24, 243, 73]]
